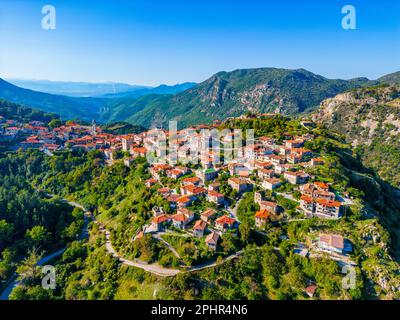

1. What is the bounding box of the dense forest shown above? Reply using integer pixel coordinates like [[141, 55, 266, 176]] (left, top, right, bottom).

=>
[[0, 151, 84, 295], [0, 99, 59, 124]]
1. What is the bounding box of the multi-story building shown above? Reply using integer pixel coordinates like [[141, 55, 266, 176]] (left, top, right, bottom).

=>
[[197, 168, 218, 182], [262, 178, 282, 190], [207, 190, 225, 205], [214, 215, 237, 232], [201, 208, 217, 223], [284, 171, 310, 185], [255, 209, 270, 228], [317, 234, 352, 255], [300, 196, 343, 219], [315, 199, 342, 219], [285, 139, 304, 149], [193, 220, 208, 238], [228, 177, 251, 193], [205, 232, 219, 251]]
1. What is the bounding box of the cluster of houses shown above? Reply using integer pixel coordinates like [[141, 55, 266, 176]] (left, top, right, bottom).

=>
[[2, 113, 350, 255], [127, 127, 350, 252], [116, 123, 349, 252], [0, 117, 111, 154], [0, 117, 56, 149], [145, 206, 237, 251], [299, 182, 343, 219], [147, 163, 226, 209], [1, 117, 148, 162]]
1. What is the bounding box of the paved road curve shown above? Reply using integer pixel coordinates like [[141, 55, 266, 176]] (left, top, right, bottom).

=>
[[1, 196, 247, 299], [102, 228, 181, 277], [83, 200, 244, 277], [0, 248, 66, 300]]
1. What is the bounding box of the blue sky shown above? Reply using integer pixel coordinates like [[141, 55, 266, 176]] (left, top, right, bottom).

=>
[[0, 0, 399, 86]]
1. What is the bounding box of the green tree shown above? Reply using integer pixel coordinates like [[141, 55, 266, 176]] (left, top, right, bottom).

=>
[[239, 222, 251, 243], [0, 219, 14, 250], [26, 226, 51, 247], [48, 118, 62, 129], [0, 248, 16, 280], [16, 248, 43, 286], [220, 233, 237, 254]]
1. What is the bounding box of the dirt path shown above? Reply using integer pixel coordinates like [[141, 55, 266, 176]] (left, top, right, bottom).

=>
[[152, 233, 182, 260], [102, 228, 181, 277]]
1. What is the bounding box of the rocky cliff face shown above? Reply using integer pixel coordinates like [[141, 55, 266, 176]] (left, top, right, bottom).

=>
[[357, 220, 400, 299], [314, 86, 400, 142], [313, 85, 400, 187], [314, 86, 400, 299], [197, 75, 286, 115]]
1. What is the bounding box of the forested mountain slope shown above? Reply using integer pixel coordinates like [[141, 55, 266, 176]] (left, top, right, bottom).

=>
[[101, 68, 375, 128]]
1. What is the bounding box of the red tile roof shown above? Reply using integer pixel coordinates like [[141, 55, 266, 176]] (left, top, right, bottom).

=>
[[167, 194, 180, 202], [260, 200, 277, 208], [305, 284, 317, 296], [205, 232, 219, 244], [167, 169, 183, 176], [201, 208, 217, 218], [171, 213, 189, 222], [255, 209, 270, 219], [132, 147, 147, 154], [264, 178, 281, 184], [300, 195, 314, 203], [208, 190, 224, 198], [228, 177, 248, 185], [315, 199, 342, 207], [215, 215, 236, 226], [152, 215, 170, 224], [182, 176, 200, 184], [177, 196, 191, 203], [193, 220, 207, 230], [315, 182, 329, 190], [182, 185, 206, 195]]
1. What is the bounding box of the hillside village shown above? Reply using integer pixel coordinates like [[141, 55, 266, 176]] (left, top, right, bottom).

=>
[[0, 113, 356, 269], [1, 0, 399, 303]]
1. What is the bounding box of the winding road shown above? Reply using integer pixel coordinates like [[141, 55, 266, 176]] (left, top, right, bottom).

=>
[[1, 196, 247, 299], [85, 201, 246, 277], [102, 225, 244, 276], [102, 228, 181, 277]]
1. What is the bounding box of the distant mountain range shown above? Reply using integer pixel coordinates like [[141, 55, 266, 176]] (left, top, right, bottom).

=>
[[99, 82, 196, 98], [375, 71, 400, 85], [1, 68, 399, 127], [0, 78, 105, 121], [0, 79, 195, 121], [6, 79, 196, 98]]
